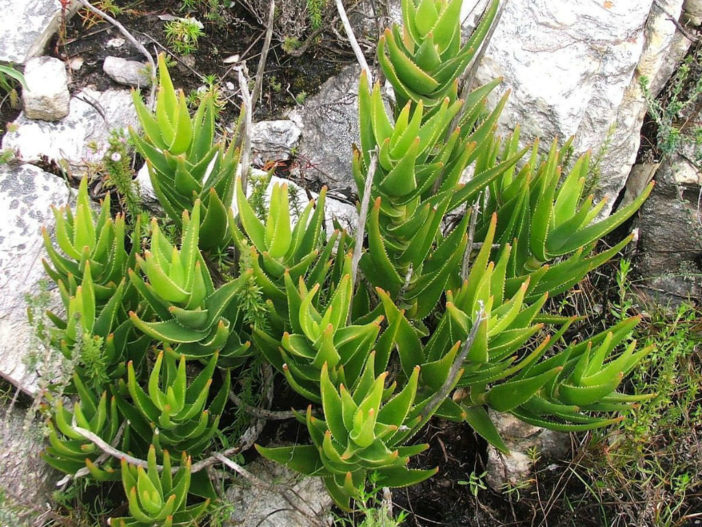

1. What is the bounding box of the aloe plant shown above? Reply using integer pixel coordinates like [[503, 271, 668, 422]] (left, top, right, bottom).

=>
[[131, 54, 239, 252], [379, 0, 500, 111], [355, 2, 528, 320], [253, 266, 383, 402], [128, 201, 251, 365], [479, 131, 654, 294], [508, 317, 656, 431], [109, 446, 210, 527], [42, 374, 124, 480], [43, 177, 148, 385], [257, 355, 437, 510], [48, 262, 135, 383], [232, 179, 334, 314], [43, 177, 138, 302], [255, 0, 657, 500], [115, 351, 229, 455]]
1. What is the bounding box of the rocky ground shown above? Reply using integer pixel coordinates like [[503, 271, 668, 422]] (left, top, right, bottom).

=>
[[0, 0, 700, 526]]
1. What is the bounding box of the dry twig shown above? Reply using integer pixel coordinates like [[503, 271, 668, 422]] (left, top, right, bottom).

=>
[[419, 303, 485, 423], [75, 0, 156, 106], [237, 67, 253, 193], [461, 202, 480, 280], [251, 0, 276, 112], [335, 0, 372, 82], [350, 147, 378, 297]]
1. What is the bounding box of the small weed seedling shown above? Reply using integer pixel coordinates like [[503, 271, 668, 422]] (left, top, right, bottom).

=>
[[165, 16, 205, 55]]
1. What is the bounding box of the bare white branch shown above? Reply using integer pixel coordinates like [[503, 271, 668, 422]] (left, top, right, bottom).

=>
[[335, 0, 372, 82], [75, 0, 157, 107], [350, 148, 378, 300]]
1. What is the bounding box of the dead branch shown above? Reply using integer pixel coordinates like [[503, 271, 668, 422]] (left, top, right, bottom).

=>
[[419, 303, 485, 424], [335, 0, 372, 82], [251, 0, 276, 112], [350, 148, 378, 298], [75, 0, 156, 106], [461, 202, 480, 280]]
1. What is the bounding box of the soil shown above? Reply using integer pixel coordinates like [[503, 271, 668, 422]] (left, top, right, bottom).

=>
[[58, 0, 348, 125]]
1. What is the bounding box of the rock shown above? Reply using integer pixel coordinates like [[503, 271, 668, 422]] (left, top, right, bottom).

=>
[[251, 120, 301, 163], [289, 65, 362, 191], [484, 410, 570, 491], [0, 163, 70, 396], [0, 404, 57, 525], [103, 56, 151, 88], [621, 163, 659, 207], [224, 457, 332, 526], [684, 0, 702, 25], [69, 56, 84, 71], [485, 447, 531, 491], [473, 0, 690, 213], [491, 411, 570, 460], [21, 56, 70, 121], [106, 37, 126, 48], [635, 155, 702, 304], [3, 88, 139, 170], [0, 0, 72, 64], [136, 163, 158, 205]]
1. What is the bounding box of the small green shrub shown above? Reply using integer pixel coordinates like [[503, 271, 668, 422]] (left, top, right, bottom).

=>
[[103, 130, 144, 222], [640, 44, 702, 165]]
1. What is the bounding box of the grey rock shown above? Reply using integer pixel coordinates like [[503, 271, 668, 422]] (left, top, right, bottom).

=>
[[288, 64, 362, 190], [490, 411, 542, 441], [485, 447, 531, 491], [224, 457, 332, 527], [493, 411, 570, 460], [0, 404, 57, 525], [684, 0, 702, 25], [103, 56, 151, 88], [0, 164, 70, 396], [21, 56, 70, 121], [251, 120, 301, 163], [473, 0, 689, 213], [69, 56, 84, 71], [621, 163, 659, 208], [4, 88, 139, 170], [484, 410, 570, 491], [0, 0, 72, 64], [106, 37, 126, 48], [635, 156, 702, 304]]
